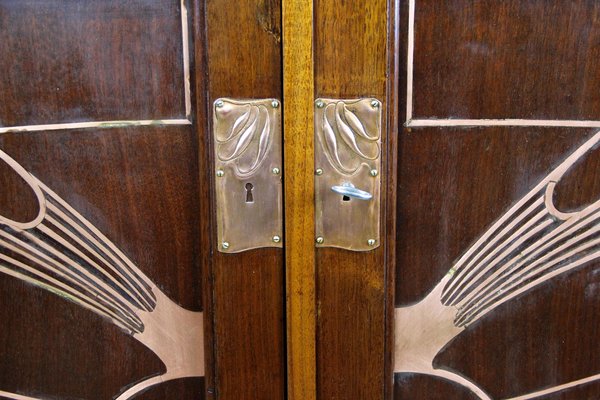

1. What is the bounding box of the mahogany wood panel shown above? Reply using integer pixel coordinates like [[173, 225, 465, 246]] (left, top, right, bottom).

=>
[[394, 128, 600, 399], [412, 0, 600, 120], [0, 0, 186, 127], [135, 378, 205, 400], [314, 0, 389, 399], [0, 126, 204, 399], [282, 0, 316, 399], [206, 1, 285, 399]]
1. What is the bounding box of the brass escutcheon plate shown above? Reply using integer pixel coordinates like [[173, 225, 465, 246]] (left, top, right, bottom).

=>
[[314, 98, 382, 251], [213, 98, 283, 253]]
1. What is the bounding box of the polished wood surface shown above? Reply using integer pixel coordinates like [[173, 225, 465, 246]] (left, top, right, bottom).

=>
[[282, 1, 316, 400], [411, 0, 600, 121], [0, 0, 186, 127], [0, 1, 208, 398], [395, 1, 600, 398], [314, 0, 390, 399], [206, 1, 286, 399], [0, 127, 204, 399]]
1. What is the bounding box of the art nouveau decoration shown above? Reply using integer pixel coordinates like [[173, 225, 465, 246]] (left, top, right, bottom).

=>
[[314, 98, 382, 251], [213, 98, 283, 253], [395, 131, 600, 399], [0, 150, 204, 400]]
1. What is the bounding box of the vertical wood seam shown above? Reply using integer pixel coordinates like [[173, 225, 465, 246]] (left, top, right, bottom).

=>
[[384, 0, 400, 398], [283, 1, 316, 399], [193, 0, 217, 397]]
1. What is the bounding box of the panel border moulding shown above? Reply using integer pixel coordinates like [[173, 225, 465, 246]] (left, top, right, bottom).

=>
[[405, 0, 600, 129], [0, 0, 192, 134]]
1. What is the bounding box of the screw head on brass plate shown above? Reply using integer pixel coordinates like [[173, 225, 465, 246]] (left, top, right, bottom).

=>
[[367, 239, 376, 246], [272, 235, 281, 243], [272, 167, 281, 175], [216, 169, 224, 177], [370, 169, 378, 177], [315, 100, 325, 109], [316, 236, 324, 244], [315, 168, 324, 176], [370, 100, 379, 108], [271, 100, 280, 108], [215, 99, 224, 108], [221, 241, 230, 249]]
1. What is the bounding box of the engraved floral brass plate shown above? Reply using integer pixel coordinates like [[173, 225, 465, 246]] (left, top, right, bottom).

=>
[[314, 98, 382, 251], [213, 98, 283, 253]]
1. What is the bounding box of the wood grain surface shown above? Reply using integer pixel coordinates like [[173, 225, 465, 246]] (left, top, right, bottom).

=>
[[395, 1, 600, 398], [314, 0, 391, 399], [0, 0, 186, 127], [0, 126, 204, 399], [394, 129, 600, 399], [0, 1, 207, 399], [282, 1, 316, 400], [411, 0, 600, 121], [206, 0, 286, 399]]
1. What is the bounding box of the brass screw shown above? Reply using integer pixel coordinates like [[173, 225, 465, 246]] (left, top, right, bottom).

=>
[[315, 168, 324, 176], [315, 100, 325, 108], [272, 100, 280, 108], [272, 235, 281, 243], [272, 167, 281, 175], [216, 169, 224, 177], [222, 241, 230, 249], [316, 236, 324, 244], [215, 99, 224, 108], [370, 100, 379, 108], [370, 169, 378, 177], [367, 239, 376, 246]]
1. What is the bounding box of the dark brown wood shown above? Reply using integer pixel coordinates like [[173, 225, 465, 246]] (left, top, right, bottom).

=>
[[205, 1, 286, 399], [192, 0, 216, 398], [394, 128, 600, 399], [0, 0, 186, 127], [395, 1, 600, 398], [0, 126, 204, 399], [314, 0, 390, 399], [411, 0, 600, 121], [384, 0, 401, 398], [0, 1, 210, 398]]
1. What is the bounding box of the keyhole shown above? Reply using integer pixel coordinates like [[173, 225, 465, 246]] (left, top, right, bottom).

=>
[[342, 195, 350, 202], [245, 182, 254, 203]]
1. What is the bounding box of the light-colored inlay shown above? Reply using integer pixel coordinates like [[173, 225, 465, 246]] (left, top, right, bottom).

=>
[[395, 131, 600, 398], [0, 0, 193, 133], [405, 0, 600, 128], [0, 149, 204, 398]]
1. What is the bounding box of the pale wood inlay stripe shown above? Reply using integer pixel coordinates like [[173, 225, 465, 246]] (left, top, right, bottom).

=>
[[283, 0, 317, 399]]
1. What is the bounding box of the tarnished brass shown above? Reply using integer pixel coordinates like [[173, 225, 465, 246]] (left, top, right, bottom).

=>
[[314, 98, 382, 251], [213, 98, 283, 253]]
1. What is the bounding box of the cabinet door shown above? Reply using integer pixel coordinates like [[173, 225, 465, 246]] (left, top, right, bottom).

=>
[[0, 1, 285, 399], [288, 1, 600, 400], [393, 1, 600, 399]]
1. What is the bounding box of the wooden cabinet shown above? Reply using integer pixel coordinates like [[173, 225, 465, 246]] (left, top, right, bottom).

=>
[[0, 1, 598, 399]]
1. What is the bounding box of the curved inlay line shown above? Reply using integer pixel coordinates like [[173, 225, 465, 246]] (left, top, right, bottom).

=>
[[443, 131, 600, 327], [0, 390, 43, 400], [395, 131, 600, 399], [0, 149, 204, 399]]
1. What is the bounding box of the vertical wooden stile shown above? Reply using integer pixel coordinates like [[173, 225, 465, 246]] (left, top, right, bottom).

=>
[[282, 1, 317, 399]]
